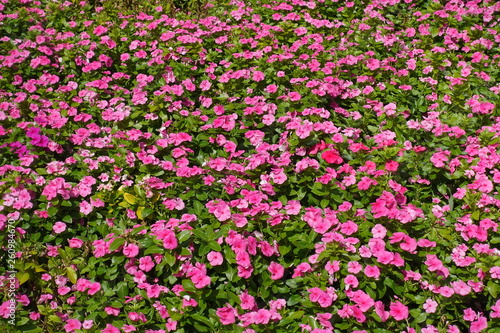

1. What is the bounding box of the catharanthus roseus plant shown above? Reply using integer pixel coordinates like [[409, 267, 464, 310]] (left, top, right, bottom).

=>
[[1, 0, 500, 332]]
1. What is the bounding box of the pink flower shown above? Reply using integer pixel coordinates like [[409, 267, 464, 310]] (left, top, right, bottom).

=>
[[68, 238, 84, 248], [252, 71, 265, 82], [268, 262, 284, 280], [371, 224, 387, 239], [254, 309, 272, 324], [123, 243, 139, 258], [239, 291, 256, 310], [364, 265, 380, 278], [211, 200, 231, 221], [374, 301, 389, 322], [288, 91, 302, 101], [82, 320, 93, 329], [88, 282, 101, 295], [166, 318, 177, 331], [53, 222, 66, 234], [64, 319, 81, 332], [325, 260, 340, 274], [162, 231, 178, 250], [216, 305, 237, 325], [207, 251, 223, 266], [265, 84, 277, 93], [423, 299, 438, 313], [344, 274, 359, 289], [79, 200, 93, 215], [389, 301, 409, 321], [139, 256, 155, 272], [105, 306, 121, 316], [470, 316, 488, 333], [102, 324, 121, 333], [491, 300, 500, 318], [385, 160, 399, 172], [425, 254, 444, 271]]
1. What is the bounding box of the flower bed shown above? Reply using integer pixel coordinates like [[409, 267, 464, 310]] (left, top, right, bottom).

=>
[[1, 0, 500, 332]]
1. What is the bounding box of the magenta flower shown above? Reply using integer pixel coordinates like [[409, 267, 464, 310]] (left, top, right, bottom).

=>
[[321, 150, 343, 164]]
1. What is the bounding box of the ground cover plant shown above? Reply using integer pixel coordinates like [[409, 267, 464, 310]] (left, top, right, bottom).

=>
[[1, 0, 500, 332]]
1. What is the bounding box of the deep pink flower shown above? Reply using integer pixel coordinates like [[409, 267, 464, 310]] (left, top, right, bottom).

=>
[[239, 291, 256, 310], [88, 282, 101, 295], [139, 256, 155, 272], [268, 262, 284, 280], [123, 243, 139, 258], [389, 301, 409, 321], [321, 150, 343, 164], [105, 306, 121, 316]]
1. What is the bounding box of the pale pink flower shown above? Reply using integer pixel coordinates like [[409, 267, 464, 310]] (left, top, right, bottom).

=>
[[53, 222, 66, 234], [207, 251, 223, 266], [423, 299, 438, 313]]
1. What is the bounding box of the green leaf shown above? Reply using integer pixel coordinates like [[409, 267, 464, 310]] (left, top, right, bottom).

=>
[[22, 328, 43, 333], [144, 245, 164, 255], [165, 253, 176, 266], [487, 280, 499, 298], [138, 207, 154, 219], [109, 238, 126, 252], [208, 241, 221, 252], [48, 315, 61, 323], [191, 314, 213, 329], [116, 282, 129, 298], [66, 267, 78, 284], [193, 228, 209, 242], [178, 230, 192, 243], [182, 279, 196, 292], [124, 193, 137, 204], [279, 311, 304, 326], [17, 272, 30, 285], [48, 206, 58, 217]]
